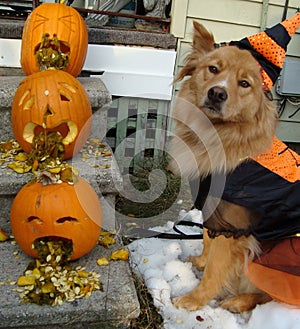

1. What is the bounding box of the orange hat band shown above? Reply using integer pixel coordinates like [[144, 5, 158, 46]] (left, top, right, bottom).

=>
[[229, 40, 281, 88], [248, 32, 286, 68]]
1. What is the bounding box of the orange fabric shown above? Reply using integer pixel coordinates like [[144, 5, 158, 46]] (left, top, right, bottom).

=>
[[252, 239, 300, 275], [247, 32, 286, 68], [260, 69, 273, 90], [252, 136, 300, 183], [281, 12, 300, 37], [246, 238, 300, 306], [247, 262, 300, 306]]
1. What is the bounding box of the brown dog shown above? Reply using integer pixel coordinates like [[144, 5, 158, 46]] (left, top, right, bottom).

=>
[[168, 22, 279, 312]]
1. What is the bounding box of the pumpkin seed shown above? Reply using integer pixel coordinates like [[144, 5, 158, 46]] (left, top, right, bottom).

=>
[[14, 238, 102, 306]]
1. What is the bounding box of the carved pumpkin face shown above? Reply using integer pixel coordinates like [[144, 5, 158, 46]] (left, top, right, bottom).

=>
[[10, 178, 102, 260], [21, 3, 88, 77], [12, 70, 92, 159]]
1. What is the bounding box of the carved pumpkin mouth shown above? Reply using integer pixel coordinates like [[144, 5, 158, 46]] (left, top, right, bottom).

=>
[[33, 236, 73, 262], [23, 121, 78, 146], [34, 38, 70, 55], [34, 33, 71, 71]]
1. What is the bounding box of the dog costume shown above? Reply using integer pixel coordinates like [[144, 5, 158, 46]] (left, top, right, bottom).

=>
[[192, 12, 300, 305]]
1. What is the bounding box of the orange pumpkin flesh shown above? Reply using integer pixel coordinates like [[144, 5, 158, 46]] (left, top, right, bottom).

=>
[[10, 178, 102, 260], [21, 3, 88, 77], [12, 70, 92, 160]]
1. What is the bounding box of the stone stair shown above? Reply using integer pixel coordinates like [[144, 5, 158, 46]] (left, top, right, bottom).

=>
[[0, 76, 140, 328]]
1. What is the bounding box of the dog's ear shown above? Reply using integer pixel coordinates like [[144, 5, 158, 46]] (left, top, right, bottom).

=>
[[175, 21, 215, 81], [192, 21, 215, 55]]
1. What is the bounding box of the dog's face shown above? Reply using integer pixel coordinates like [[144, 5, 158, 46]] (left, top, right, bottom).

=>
[[190, 47, 266, 122], [177, 22, 269, 124]]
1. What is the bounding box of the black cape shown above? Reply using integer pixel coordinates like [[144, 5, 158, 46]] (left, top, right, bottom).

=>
[[222, 159, 300, 240], [190, 137, 300, 241]]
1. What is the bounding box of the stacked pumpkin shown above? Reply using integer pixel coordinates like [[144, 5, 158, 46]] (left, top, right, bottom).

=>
[[10, 3, 102, 261]]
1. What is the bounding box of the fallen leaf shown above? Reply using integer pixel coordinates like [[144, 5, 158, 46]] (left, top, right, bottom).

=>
[[17, 275, 36, 287], [110, 249, 129, 261], [47, 167, 62, 174], [98, 235, 116, 248], [14, 152, 28, 162], [96, 257, 109, 266], [0, 228, 9, 242], [7, 162, 32, 174]]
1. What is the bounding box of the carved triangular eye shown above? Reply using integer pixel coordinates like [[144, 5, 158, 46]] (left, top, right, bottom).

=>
[[60, 93, 71, 101], [56, 217, 78, 223], [26, 216, 43, 224]]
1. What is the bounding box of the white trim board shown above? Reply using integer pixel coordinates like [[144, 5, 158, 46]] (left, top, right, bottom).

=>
[[0, 39, 176, 100]]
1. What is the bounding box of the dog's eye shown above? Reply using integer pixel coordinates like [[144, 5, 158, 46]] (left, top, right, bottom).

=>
[[208, 66, 218, 74], [239, 80, 250, 88]]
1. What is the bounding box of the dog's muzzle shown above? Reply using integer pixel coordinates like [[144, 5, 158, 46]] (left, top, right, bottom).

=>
[[204, 87, 228, 112]]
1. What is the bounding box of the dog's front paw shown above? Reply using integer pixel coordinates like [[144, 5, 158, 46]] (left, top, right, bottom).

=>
[[220, 293, 272, 313], [173, 294, 204, 311]]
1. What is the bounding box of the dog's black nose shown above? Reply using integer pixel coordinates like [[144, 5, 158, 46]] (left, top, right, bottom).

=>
[[207, 87, 228, 103]]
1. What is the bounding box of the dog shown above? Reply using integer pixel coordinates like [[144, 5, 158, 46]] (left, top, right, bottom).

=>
[[168, 21, 280, 313]]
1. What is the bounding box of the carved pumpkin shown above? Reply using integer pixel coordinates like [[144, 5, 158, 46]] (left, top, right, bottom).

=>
[[20, 3, 88, 77], [10, 178, 102, 260], [12, 70, 92, 159]]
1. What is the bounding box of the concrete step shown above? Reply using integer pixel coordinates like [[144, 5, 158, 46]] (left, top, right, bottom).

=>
[[0, 238, 140, 329], [0, 76, 140, 328]]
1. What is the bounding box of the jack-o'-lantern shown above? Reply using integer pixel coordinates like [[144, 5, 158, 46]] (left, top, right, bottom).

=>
[[12, 70, 92, 159], [10, 177, 102, 260], [21, 3, 88, 77]]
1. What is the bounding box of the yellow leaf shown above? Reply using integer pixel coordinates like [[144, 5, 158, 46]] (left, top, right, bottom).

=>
[[41, 282, 56, 294], [96, 257, 109, 266], [78, 270, 89, 278], [32, 268, 41, 279], [60, 167, 76, 183], [98, 235, 116, 248], [48, 167, 62, 174], [17, 275, 36, 286], [0, 228, 9, 242], [110, 249, 129, 261], [14, 152, 28, 162], [7, 162, 32, 174]]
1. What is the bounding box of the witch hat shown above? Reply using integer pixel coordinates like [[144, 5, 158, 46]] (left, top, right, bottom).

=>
[[229, 11, 300, 90]]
